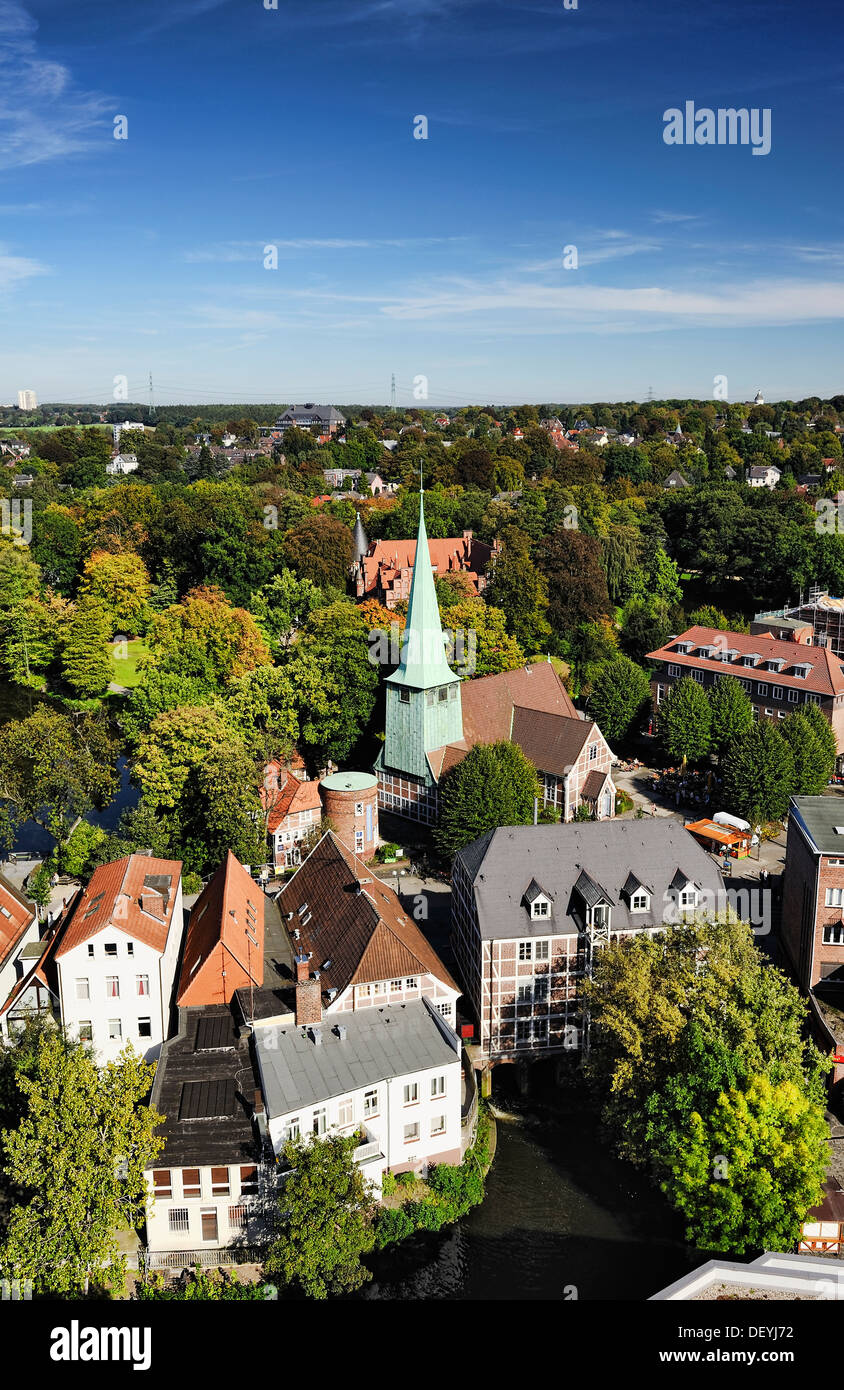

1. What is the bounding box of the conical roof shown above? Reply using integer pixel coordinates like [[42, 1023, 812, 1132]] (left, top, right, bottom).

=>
[[386, 492, 458, 691], [352, 511, 369, 562]]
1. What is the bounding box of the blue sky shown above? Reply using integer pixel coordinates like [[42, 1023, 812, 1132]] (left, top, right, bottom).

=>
[[0, 0, 842, 405]]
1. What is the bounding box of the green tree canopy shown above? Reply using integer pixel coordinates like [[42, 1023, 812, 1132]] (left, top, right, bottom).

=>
[[435, 740, 541, 860], [708, 674, 754, 757], [0, 707, 117, 851], [722, 721, 796, 824], [588, 654, 651, 741], [657, 676, 712, 764]]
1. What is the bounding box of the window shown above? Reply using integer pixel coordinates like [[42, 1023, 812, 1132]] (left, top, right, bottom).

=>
[[516, 1021, 532, 1043], [765, 707, 774, 716], [183, 1169, 201, 1198], [153, 1169, 172, 1198], [668, 664, 681, 676], [519, 941, 533, 961], [312, 1107, 327, 1136], [127, 942, 134, 956], [338, 1098, 354, 1128], [830, 859, 844, 867], [390, 979, 402, 990], [105, 943, 117, 956], [138, 1018, 152, 1038], [240, 1165, 258, 1194], [76, 978, 89, 1000], [399, 689, 410, 703], [679, 889, 697, 909], [355, 831, 364, 852], [757, 683, 768, 696], [788, 689, 799, 703], [364, 1089, 379, 1117], [825, 889, 844, 907], [531, 899, 549, 919], [403, 1082, 419, 1105], [449, 685, 457, 700], [136, 975, 149, 996], [823, 924, 844, 945], [105, 976, 119, 998], [87, 943, 94, 957], [405, 976, 418, 990], [169, 1209, 189, 1233], [211, 1167, 230, 1197], [354, 801, 364, 816], [108, 1019, 122, 1040], [534, 940, 549, 961], [78, 1021, 92, 1042], [373, 981, 386, 996], [588, 743, 598, 761], [426, 690, 434, 706], [431, 1115, 446, 1136], [435, 1001, 452, 1019], [690, 669, 704, 683], [631, 892, 649, 912], [517, 983, 533, 1003], [431, 1075, 446, 1098], [772, 685, 783, 699], [228, 1205, 247, 1232], [283, 1117, 300, 1142], [438, 688, 448, 703], [200, 1210, 218, 1243], [404, 1122, 420, 1143], [533, 977, 548, 1000]]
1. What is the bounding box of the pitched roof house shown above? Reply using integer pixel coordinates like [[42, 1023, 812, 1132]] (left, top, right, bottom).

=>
[[451, 820, 725, 1061], [177, 854, 265, 1008], [276, 830, 460, 1027], [0, 874, 40, 1038], [352, 530, 495, 608]]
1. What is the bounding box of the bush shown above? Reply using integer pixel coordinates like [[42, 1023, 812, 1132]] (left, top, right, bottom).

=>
[[182, 871, 204, 895], [373, 1205, 414, 1249], [380, 1171, 396, 1197], [395, 1170, 417, 1187], [375, 842, 400, 862], [615, 788, 634, 815]]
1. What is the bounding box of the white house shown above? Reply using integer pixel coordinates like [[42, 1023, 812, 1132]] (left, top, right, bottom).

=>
[[106, 452, 139, 476], [748, 464, 781, 489], [254, 997, 463, 1194], [54, 853, 183, 1064]]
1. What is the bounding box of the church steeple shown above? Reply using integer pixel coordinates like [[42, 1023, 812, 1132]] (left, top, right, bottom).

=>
[[388, 490, 458, 690], [352, 511, 369, 563]]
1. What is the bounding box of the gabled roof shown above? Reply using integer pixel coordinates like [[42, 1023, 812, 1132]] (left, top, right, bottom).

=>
[[177, 853, 265, 1007], [574, 868, 610, 908], [511, 707, 594, 778], [277, 832, 458, 1000], [523, 878, 551, 905], [0, 872, 36, 973], [264, 770, 322, 833], [646, 626, 844, 698], [55, 854, 182, 958]]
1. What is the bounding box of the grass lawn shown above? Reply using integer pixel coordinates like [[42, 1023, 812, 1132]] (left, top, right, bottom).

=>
[[110, 638, 148, 689]]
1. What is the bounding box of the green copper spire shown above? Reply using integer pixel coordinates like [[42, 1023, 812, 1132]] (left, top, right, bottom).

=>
[[386, 489, 458, 691]]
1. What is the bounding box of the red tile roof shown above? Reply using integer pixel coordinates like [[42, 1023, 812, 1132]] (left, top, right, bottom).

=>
[[177, 852, 264, 1007], [356, 534, 492, 600], [263, 770, 322, 834], [647, 626, 844, 698], [55, 854, 182, 958], [277, 832, 459, 1001], [0, 872, 36, 972]]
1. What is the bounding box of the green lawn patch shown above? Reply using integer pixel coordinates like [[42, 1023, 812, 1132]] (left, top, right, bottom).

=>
[[110, 638, 148, 688]]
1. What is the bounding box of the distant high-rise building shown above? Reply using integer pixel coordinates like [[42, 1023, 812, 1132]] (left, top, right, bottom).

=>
[[17, 390, 37, 411]]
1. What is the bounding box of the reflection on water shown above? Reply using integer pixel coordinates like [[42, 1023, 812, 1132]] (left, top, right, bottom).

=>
[[364, 1065, 697, 1301], [9, 756, 139, 857]]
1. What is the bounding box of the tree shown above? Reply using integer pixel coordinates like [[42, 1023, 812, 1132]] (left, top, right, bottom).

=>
[[186, 742, 267, 874], [132, 704, 236, 813], [435, 740, 542, 860], [439, 596, 524, 678], [663, 1076, 828, 1254], [708, 675, 754, 758], [802, 701, 838, 780], [29, 507, 82, 595], [538, 528, 609, 634], [0, 1032, 163, 1294], [264, 1132, 376, 1299], [0, 708, 117, 852], [289, 603, 379, 764], [283, 515, 355, 590], [61, 599, 113, 698], [79, 549, 151, 633], [781, 708, 835, 796], [722, 722, 795, 824], [657, 676, 712, 764], [588, 655, 651, 741], [146, 584, 271, 686], [485, 526, 551, 651], [249, 569, 325, 655]]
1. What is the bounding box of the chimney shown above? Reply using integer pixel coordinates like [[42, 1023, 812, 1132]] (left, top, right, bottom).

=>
[[295, 953, 322, 1025], [294, 950, 310, 983], [254, 1088, 264, 1115]]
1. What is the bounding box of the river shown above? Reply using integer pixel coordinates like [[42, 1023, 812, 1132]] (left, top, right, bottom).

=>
[[362, 1065, 697, 1301]]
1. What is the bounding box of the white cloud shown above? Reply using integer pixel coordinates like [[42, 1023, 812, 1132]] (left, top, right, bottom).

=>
[[0, 2, 113, 170], [183, 236, 466, 263], [0, 243, 48, 289]]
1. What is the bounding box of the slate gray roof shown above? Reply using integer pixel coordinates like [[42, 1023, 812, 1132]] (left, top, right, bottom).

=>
[[255, 999, 459, 1120], [790, 796, 844, 855], [455, 820, 725, 939]]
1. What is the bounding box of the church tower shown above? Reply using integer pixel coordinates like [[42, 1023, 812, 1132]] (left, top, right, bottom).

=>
[[375, 491, 464, 822]]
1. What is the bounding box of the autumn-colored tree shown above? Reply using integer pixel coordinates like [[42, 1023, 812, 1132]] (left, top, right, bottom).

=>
[[79, 548, 152, 633], [283, 514, 355, 589], [146, 584, 271, 685]]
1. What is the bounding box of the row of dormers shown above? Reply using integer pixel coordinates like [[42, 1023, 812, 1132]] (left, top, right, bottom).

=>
[[671, 641, 812, 677], [521, 868, 700, 925]]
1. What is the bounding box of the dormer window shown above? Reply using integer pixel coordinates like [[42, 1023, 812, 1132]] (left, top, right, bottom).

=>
[[742, 655, 759, 668], [631, 891, 650, 912], [532, 899, 550, 920], [793, 664, 810, 679], [679, 887, 697, 909]]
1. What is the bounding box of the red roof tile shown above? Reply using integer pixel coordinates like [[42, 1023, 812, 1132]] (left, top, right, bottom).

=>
[[0, 872, 36, 972], [55, 854, 182, 958], [647, 626, 844, 697], [177, 853, 264, 1007]]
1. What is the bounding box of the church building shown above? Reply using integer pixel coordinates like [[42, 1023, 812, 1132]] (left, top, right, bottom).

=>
[[374, 494, 616, 825]]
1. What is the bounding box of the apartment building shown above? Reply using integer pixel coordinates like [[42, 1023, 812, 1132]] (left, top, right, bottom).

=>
[[647, 625, 844, 756], [451, 821, 724, 1063]]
